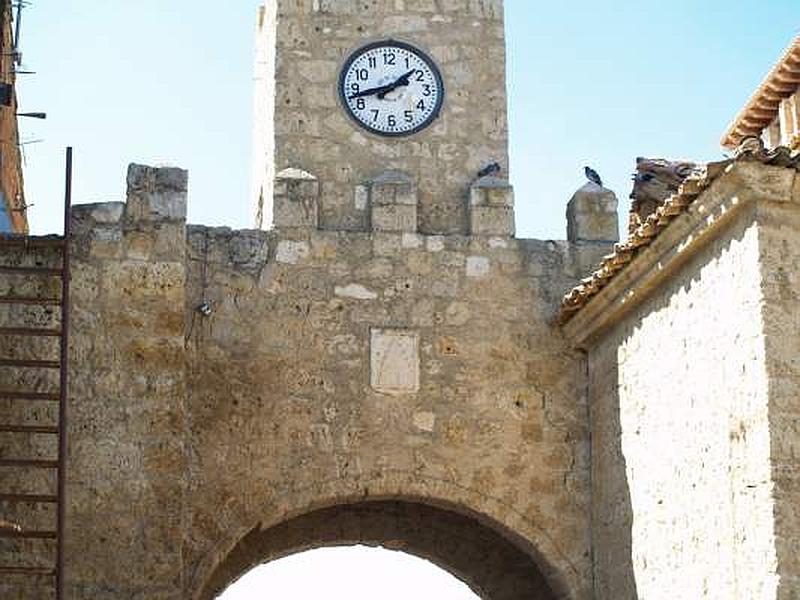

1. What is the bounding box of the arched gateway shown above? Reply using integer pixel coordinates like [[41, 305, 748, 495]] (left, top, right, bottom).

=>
[[201, 500, 561, 599], [1, 2, 610, 599]]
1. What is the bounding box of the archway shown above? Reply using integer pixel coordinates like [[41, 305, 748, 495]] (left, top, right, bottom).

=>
[[219, 546, 479, 599], [201, 500, 561, 600]]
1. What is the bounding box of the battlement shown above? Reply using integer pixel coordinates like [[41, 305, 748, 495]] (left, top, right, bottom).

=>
[[3, 160, 610, 599], [270, 166, 516, 236]]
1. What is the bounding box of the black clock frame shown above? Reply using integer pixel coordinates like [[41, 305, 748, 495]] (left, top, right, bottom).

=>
[[338, 39, 445, 138]]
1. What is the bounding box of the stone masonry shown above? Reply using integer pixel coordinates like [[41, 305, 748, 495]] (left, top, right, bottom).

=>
[[252, 0, 509, 234], [0, 160, 613, 599], [3, 2, 800, 599], [564, 160, 800, 599]]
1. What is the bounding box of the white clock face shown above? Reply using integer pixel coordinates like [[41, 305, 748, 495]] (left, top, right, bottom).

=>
[[339, 41, 444, 137]]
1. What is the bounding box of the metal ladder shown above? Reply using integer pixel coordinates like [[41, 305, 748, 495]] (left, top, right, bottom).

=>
[[0, 148, 72, 599]]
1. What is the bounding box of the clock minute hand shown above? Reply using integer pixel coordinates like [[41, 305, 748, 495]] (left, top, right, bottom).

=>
[[377, 69, 417, 99]]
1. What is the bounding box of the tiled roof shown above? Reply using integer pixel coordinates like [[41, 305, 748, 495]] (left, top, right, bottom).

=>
[[721, 35, 800, 149], [558, 138, 800, 324]]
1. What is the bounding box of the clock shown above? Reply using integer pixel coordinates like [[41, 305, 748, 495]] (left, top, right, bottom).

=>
[[339, 40, 444, 137]]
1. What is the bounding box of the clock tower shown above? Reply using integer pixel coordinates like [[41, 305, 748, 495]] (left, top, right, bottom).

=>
[[251, 0, 509, 235]]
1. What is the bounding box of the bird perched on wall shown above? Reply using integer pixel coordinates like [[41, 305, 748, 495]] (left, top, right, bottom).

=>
[[584, 166, 603, 187], [477, 162, 501, 178]]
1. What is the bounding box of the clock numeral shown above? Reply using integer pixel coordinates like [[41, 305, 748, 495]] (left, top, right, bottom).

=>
[[340, 43, 442, 135]]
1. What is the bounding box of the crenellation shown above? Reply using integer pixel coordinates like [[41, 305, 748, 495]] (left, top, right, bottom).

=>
[[273, 167, 320, 229], [253, 0, 509, 234], [468, 175, 514, 236]]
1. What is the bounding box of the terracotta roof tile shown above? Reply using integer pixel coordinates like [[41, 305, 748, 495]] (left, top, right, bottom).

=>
[[721, 35, 800, 148], [557, 137, 800, 324]]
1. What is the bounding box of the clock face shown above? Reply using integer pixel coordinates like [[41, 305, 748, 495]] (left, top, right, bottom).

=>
[[339, 40, 444, 137]]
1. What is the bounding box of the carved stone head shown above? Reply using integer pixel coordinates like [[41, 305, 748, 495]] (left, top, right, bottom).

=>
[[628, 157, 701, 235]]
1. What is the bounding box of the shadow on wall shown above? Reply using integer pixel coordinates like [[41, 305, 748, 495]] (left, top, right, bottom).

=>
[[200, 500, 563, 600], [589, 345, 637, 598], [588, 207, 778, 598]]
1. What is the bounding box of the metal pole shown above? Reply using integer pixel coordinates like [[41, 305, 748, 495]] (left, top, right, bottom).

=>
[[13, 1, 22, 64], [55, 146, 72, 600]]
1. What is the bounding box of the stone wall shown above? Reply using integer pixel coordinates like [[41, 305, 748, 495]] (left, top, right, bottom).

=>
[[182, 211, 602, 598], [569, 162, 800, 599], [253, 0, 509, 234], [1, 163, 612, 599], [65, 166, 189, 598], [757, 183, 800, 596]]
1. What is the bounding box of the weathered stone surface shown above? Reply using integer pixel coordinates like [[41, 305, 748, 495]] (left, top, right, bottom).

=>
[[370, 328, 420, 394], [370, 171, 418, 233], [0, 160, 604, 599], [566, 182, 619, 242], [273, 167, 320, 229], [577, 162, 800, 600], [252, 0, 509, 234], [469, 176, 515, 236]]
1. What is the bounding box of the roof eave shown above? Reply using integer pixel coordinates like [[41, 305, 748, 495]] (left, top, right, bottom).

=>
[[721, 34, 800, 149]]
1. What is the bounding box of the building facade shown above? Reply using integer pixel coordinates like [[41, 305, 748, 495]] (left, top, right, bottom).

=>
[[1, 2, 798, 599], [0, 0, 25, 233]]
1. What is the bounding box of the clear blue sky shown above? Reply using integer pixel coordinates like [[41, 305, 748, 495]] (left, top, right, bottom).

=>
[[17, 1, 799, 238]]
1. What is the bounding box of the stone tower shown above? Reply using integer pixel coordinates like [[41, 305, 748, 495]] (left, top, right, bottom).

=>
[[251, 0, 509, 234]]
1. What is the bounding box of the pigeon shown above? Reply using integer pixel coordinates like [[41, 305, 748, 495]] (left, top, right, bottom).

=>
[[584, 166, 603, 187], [477, 162, 502, 178]]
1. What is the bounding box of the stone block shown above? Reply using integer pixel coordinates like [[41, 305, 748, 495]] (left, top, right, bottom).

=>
[[566, 182, 619, 242], [469, 176, 515, 236], [273, 167, 320, 229], [125, 164, 188, 223], [369, 171, 418, 233], [470, 206, 515, 236], [370, 328, 420, 394], [372, 204, 417, 233]]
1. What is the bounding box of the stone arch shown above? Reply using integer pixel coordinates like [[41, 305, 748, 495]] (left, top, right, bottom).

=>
[[200, 498, 565, 600], [191, 473, 584, 600]]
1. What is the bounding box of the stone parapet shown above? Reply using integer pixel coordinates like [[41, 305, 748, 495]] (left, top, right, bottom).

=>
[[468, 175, 514, 236]]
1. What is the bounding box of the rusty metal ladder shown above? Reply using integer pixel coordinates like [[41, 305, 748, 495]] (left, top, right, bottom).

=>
[[0, 148, 72, 599]]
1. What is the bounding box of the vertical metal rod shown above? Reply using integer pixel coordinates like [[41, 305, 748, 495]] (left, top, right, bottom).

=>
[[12, 1, 22, 63], [55, 146, 72, 600]]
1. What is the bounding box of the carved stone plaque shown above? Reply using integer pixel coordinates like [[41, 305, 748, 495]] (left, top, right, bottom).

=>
[[370, 328, 419, 394]]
